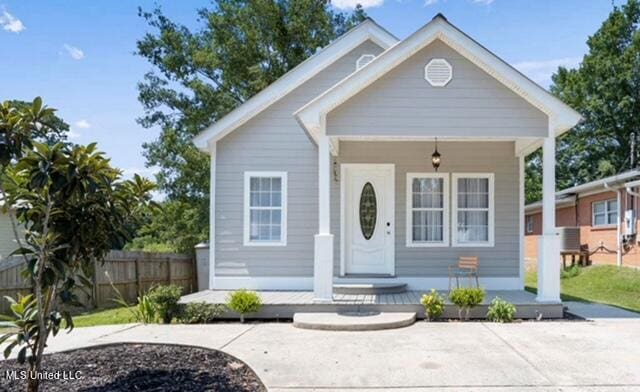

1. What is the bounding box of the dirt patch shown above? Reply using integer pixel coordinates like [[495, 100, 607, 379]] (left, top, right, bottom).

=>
[[0, 343, 266, 392]]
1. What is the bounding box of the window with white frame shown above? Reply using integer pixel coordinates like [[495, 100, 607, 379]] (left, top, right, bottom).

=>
[[526, 215, 534, 233], [244, 172, 287, 246], [452, 174, 494, 246], [592, 199, 617, 227], [406, 173, 449, 246]]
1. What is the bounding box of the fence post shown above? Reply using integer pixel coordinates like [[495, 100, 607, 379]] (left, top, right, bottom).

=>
[[166, 257, 172, 285], [92, 257, 99, 308], [135, 258, 142, 296]]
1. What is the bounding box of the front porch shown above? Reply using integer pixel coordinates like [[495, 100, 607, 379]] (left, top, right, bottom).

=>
[[181, 288, 564, 319]]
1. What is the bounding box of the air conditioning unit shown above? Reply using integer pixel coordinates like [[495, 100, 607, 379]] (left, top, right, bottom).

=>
[[625, 209, 636, 235]]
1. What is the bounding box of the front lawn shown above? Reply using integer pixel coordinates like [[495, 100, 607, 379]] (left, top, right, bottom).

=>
[[72, 306, 137, 327], [526, 265, 640, 313]]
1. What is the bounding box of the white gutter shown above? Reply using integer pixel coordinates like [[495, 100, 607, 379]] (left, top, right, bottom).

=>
[[604, 182, 623, 267]]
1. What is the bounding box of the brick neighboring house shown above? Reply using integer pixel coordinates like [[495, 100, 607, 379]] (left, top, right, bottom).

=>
[[525, 170, 640, 269]]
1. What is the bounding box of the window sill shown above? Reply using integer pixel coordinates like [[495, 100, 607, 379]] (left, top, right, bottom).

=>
[[243, 241, 287, 247], [406, 241, 450, 248], [591, 225, 616, 231]]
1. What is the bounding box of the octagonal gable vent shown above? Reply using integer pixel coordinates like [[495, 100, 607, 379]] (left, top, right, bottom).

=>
[[424, 58, 452, 87], [356, 54, 376, 70]]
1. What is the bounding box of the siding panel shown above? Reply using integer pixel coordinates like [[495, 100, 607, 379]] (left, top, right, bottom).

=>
[[331, 141, 520, 277], [215, 40, 385, 277], [327, 40, 547, 138]]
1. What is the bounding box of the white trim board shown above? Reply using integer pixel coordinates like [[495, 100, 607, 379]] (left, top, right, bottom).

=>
[[212, 276, 523, 291], [295, 15, 582, 144], [193, 19, 398, 150]]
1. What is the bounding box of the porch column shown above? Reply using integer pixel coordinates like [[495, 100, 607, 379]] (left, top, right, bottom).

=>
[[537, 129, 561, 303], [314, 135, 334, 302]]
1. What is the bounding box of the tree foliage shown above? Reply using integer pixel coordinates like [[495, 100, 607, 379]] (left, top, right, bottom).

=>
[[135, 0, 367, 251], [527, 0, 640, 202], [0, 99, 156, 392]]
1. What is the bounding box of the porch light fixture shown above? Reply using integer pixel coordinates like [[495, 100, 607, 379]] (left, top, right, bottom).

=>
[[431, 138, 441, 171]]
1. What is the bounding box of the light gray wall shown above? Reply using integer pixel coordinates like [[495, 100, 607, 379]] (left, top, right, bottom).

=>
[[331, 141, 520, 277], [0, 212, 21, 259], [215, 40, 385, 277], [327, 40, 547, 138]]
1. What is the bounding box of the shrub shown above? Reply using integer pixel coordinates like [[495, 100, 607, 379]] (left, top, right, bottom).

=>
[[147, 284, 183, 324], [420, 289, 445, 321], [178, 302, 226, 324], [561, 265, 581, 279], [449, 287, 485, 320], [486, 297, 517, 323], [109, 273, 156, 324], [227, 289, 262, 323]]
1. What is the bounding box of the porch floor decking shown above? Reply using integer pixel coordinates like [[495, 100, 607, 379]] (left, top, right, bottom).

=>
[[182, 289, 539, 306], [181, 289, 564, 319]]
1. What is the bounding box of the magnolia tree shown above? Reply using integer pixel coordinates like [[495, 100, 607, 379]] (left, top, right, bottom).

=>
[[0, 98, 156, 392]]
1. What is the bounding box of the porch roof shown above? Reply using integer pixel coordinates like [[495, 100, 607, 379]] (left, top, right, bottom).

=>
[[294, 14, 582, 149]]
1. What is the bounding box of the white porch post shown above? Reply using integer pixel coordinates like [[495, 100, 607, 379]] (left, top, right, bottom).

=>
[[537, 126, 561, 303], [314, 135, 334, 302], [209, 141, 217, 290]]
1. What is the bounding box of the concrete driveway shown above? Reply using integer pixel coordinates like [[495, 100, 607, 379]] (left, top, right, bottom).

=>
[[3, 319, 640, 391]]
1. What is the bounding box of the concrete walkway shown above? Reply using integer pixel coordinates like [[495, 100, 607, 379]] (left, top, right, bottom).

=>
[[3, 319, 640, 391], [565, 301, 640, 320]]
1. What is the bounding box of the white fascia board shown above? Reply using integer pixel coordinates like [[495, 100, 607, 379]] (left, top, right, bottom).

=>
[[192, 19, 398, 152], [295, 16, 583, 144]]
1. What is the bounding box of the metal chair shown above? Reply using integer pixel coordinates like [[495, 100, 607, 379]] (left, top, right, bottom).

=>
[[448, 256, 479, 291]]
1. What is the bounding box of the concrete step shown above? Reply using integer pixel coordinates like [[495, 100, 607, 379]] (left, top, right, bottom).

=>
[[333, 283, 407, 295], [293, 312, 416, 331]]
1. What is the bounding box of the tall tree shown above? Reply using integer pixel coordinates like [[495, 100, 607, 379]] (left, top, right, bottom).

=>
[[135, 0, 366, 250], [0, 99, 156, 392], [527, 0, 640, 203]]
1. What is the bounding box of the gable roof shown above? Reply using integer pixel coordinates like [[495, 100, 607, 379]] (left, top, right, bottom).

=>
[[295, 14, 582, 144], [193, 18, 399, 151]]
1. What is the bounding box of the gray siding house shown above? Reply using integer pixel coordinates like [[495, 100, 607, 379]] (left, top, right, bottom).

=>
[[193, 14, 581, 304]]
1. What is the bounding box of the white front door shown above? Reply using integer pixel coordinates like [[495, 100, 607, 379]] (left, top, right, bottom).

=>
[[343, 164, 395, 275]]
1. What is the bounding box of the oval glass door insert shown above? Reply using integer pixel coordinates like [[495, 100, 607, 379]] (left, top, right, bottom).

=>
[[359, 182, 377, 240]]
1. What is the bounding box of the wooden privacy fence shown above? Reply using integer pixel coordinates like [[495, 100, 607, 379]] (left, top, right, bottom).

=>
[[0, 250, 197, 314]]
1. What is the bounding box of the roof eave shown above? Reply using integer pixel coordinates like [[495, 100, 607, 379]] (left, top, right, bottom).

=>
[[296, 16, 584, 142], [192, 18, 399, 152]]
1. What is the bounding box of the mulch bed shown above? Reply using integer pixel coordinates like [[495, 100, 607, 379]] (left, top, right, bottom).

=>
[[0, 343, 266, 392]]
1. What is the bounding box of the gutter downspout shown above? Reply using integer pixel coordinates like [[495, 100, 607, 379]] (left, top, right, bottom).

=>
[[604, 182, 622, 267]]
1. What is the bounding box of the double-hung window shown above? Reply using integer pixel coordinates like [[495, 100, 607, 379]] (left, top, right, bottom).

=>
[[406, 173, 449, 246], [244, 172, 287, 246], [452, 173, 494, 247], [592, 199, 617, 227]]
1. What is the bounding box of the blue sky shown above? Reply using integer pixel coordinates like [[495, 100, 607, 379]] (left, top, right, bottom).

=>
[[0, 0, 618, 180]]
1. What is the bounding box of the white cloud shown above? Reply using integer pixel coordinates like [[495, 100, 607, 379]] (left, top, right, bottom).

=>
[[74, 119, 91, 129], [425, 0, 493, 6], [513, 57, 581, 88], [331, 0, 384, 10], [67, 130, 81, 140], [63, 44, 85, 60], [0, 10, 25, 33]]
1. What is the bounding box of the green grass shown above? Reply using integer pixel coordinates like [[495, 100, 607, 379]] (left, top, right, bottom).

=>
[[71, 307, 137, 328], [526, 265, 640, 313]]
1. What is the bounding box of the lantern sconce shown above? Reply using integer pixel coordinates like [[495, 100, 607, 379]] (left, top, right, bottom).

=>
[[431, 138, 441, 172]]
